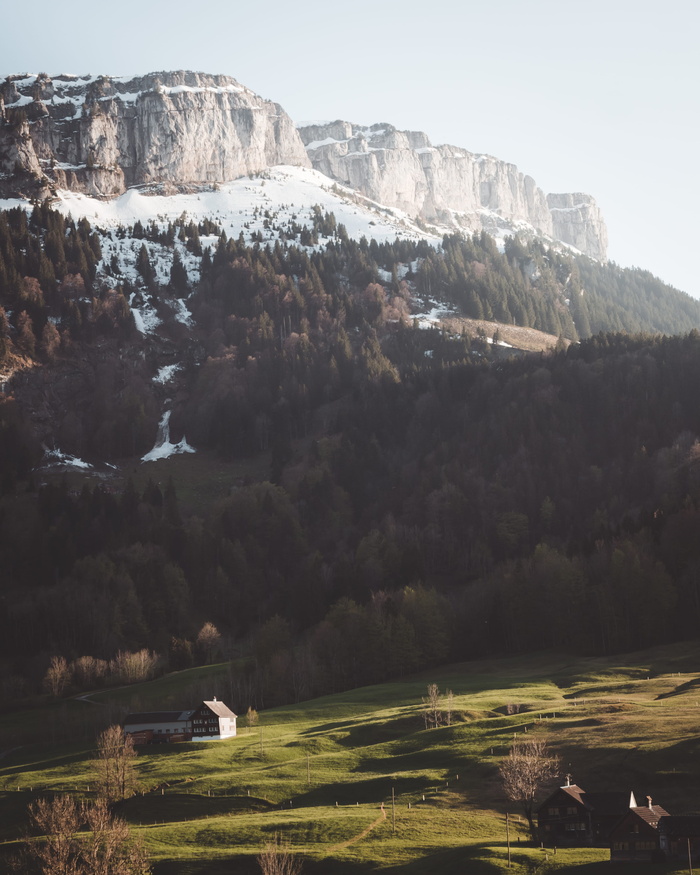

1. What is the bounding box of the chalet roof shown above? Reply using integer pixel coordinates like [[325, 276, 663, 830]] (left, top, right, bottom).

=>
[[658, 816, 700, 837], [124, 710, 193, 725], [538, 784, 634, 815], [203, 699, 237, 718], [630, 804, 670, 829], [560, 784, 587, 807], [584, 792, 635, 815]]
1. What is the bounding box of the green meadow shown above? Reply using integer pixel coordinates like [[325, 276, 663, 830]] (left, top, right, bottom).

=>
[[2, 642, 700, 873]]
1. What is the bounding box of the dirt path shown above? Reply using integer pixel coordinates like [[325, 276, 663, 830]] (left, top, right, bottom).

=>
[[326, 804, 387, 854]]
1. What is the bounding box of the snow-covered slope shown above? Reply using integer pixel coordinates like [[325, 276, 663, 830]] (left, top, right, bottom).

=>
[[50, 165, 434, 245]]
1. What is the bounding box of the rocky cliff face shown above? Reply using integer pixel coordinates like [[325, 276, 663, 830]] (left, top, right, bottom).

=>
[[547, 193, 608, 261], [0, 71, 310, 198], [299, 122, 608, 259], [0, 72, 608, 260]]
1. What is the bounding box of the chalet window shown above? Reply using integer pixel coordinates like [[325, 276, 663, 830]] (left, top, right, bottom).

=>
[[613, 842, 629, 850], [636, 842, 656, 850], [548, 807, 558, 815], [566, 807, 578, 815]]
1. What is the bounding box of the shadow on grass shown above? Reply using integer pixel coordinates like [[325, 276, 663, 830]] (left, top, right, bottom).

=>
[[0, 747, 90, 778], [119, 792, 274, 824], [301, 714, 422, 748], [292, 774, 427, 807], [656, 676, 700, 700], [153, 855, 370, 875]]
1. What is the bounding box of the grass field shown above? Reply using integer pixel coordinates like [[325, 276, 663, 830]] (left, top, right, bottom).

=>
[[2, 642, 700, 873]]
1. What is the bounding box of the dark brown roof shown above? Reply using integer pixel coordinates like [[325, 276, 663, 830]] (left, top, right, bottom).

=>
[[124, 711, 191, 725], [203, 699, 237, 718], [561, 785, 587, 807], [631, 805, 670, 829], [584, 792, 634, 816], [658, 816, 700, 837], [539, 785, 633, 815]]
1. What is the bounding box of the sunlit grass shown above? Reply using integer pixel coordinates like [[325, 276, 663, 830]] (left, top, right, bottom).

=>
[[2, 641, 700, 872]]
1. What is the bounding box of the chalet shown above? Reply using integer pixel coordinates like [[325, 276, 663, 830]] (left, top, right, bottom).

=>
[[658, 816, 700, 862], [190, 698, 237, 740], [123, 698, 236, 743], [609, 797, 669, 863], [537, 780, 637, 845]]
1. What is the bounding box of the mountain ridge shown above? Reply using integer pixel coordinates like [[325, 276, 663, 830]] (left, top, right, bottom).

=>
[[1, 71, 605, 259], [298, 119, 608, 260]]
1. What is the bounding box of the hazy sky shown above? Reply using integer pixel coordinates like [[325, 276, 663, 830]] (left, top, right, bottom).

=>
[[3, 0, 698, 296]]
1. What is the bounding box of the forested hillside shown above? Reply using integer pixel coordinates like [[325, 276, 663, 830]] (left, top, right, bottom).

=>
[[2, 202, 700, 709]]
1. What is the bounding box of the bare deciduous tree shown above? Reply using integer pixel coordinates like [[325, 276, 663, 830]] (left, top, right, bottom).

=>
[[21, 795, 150, 874], [108, 650, 160, 685], [257, 834, 302, 875], [43, 656, 72, 698], [445, 688, 454, 726], [499, 738, 560, 841], [422, 683, 443, 729], [95, 725, 138, 804], [246, 706, 259, 731], [82, 799, 150, 875], [71, 656, 109, 690], [26, 794, 83, 874], [196, 622, 222, 664]]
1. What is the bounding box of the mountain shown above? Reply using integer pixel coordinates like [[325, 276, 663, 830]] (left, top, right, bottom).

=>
[[298, 121, 608, 259], [4, 72, 700, 707], [1, 71, 604, 259], [0, 71, 309, 198]]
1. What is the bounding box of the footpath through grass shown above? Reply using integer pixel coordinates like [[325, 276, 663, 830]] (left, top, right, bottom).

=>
[[2, 642, 700, 873]]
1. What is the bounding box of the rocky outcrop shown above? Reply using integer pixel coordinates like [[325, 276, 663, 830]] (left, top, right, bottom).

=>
[[547, 193, 608, 262], [0, 71, 310, 198], [299, 121, 608, 259]]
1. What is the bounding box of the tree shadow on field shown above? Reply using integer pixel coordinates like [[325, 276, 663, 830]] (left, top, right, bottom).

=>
[[293, 774, 427, 807], [154, 856, 372, 875], [0, 748, 88, 777], [368, 843, 514, 875], [301, 713, 421, 748]]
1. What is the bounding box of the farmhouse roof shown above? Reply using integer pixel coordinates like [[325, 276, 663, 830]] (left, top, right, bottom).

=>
[[539, 784, 635, 814], [630, 804, 670, 829], [658, 816, 700, 837], [124, 710, 193, 724], [203, 699, 236, 718], [584, 791, 636, 815]]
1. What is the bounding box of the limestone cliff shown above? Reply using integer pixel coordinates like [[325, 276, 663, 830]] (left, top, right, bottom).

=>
[[547, 193, 608, 262], [299, 121, 607, 259], [0, 72, 608, 260], [0, 71, 310, 198]]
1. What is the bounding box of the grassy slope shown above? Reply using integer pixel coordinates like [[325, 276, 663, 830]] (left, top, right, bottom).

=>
[[2, 643, 700, 874]]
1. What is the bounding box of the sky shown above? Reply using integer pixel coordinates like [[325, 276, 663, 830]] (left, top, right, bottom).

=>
[[3, 0, 699, 296]]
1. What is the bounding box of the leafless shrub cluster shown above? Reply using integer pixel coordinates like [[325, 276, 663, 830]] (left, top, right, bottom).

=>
[[15, 794, 149, 874], [422, 683, 454, 729]]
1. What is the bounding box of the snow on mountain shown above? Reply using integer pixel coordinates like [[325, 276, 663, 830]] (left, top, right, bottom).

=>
[[48, 165, 437, 246]]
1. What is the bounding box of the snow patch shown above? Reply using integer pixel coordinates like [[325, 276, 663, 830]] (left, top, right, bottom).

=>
[[154, 364, 181, 384], [141, 410, 195, 463], [41, 446, 93, 470]]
